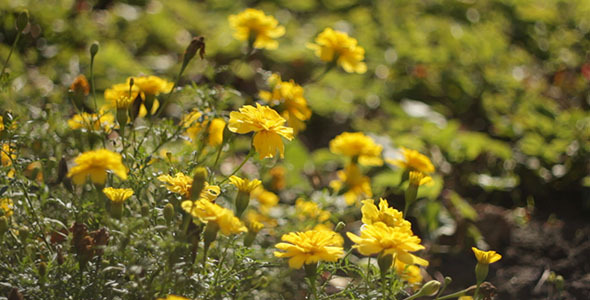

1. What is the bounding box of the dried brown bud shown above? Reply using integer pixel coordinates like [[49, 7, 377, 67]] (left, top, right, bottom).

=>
[[69, 74, 90, 96], [8, 288, 24, 300]]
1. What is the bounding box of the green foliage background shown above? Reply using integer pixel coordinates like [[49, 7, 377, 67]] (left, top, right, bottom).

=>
[[1, 0, 590, 298]]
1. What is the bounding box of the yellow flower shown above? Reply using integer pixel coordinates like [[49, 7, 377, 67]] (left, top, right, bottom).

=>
[[347, 222, 428, 266], [361, 198, 412, 232], [394, 259, 423, 285], [0, 116, 4, 132], [1, 143, 15, 178], [228, 103, 294, 159], [307, 27, 367, 74], [183, 110, 227, 147], [458, 297, 474, 300], [156, 295, 189, 300], [1, 143, 15, 166], [102, 187, 134, 204], [295, 198, 331, 222], [104, 83, 140, 107], [67, 149, 127, 185], [247, 219, 264, 234], [329, 132, 383, 166], [181, 199, 246, 235], [251, 186, 279, 212], [67, 110, 115, 133], [387, 147, 435, 174], [0, 198, 14, 217], [313, 223, 344, 246], [229, 175, 262, 194], [259, 74, 312, 134], [409, 171, 433, 186], [157, 172, 220, 200], [329, 163, 372, 205], [471, 247, 502, 264], [114, 96, 134, 109], [228, 8, 285, 50], [246, 210, 277, 228], [274, 229, 344, 269], [129, 76, 173, 96]]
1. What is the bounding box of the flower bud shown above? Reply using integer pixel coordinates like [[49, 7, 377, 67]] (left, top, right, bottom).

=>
[[110, 202, 124, 219], [38, 261, 47, 278], [203, 221, 219, 254], [475, 262, 489, 285], [141, 203, 150, 217], [234, 192, 249, 218], [19, 226, 29, 243], [0, 216, 8, 235], [163, 203, 175, 224], [190, 167, 208, 201], [334, 221, 346, 232], [16, 10, 29, 32], [183, 36, 205, 69], [90, 42, 99, 57], [416, 280, 441, 297], [377, 252, 393, 276]]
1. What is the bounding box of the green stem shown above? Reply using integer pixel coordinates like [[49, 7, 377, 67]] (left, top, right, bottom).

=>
[[436, 286, 476, 300], [0, 31, 21, 80], [219, 151, 254, 184]]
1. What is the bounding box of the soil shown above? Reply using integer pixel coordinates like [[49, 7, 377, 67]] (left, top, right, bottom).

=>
[[430, 204, 590, 300]]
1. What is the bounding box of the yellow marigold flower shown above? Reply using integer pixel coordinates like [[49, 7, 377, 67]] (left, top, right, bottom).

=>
[[183, 110, 226, 147], [129, 76, 173, 96], [307, 27, 367, 74], [387, 147, 435, 174], [0, 198, 14, 217], [313, 223, 344, 246], [67, 110, 115, 133], [228, 103, 294, 159], [409, 171, 433, 186], [156, 295, 189, 300], [104, 83, 140, 107], [471, 247, 502, 264], [246, 210, 277, 228], [274, 229, 344, 269], [114, 96, 133, 109], [102, 187, 134, 204], [259, 74, 312, 134], [394, 259, 423, 285], [229, 175, 261, 194], [330, 163, 372, 205], [0, 116, 4, 132], [361, 198, 412, 232], [157, 172, 220, 200], [67, 149, 127, 185], [329, 132, 383, 166], [251, 186, 279, 212], [181, 199, 246, 235], [228, 8, 285, 50], [208, 118, 226, 147], [247, 219, 264, 234], [347, 222, 428, 266], [295, 198, 331, 222], [1, 143, 15, 166]]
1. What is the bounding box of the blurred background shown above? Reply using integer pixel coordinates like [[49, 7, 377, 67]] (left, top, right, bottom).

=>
[[1, 0, 589, 298]]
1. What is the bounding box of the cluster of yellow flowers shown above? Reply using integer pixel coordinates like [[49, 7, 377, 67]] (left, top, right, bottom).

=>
[[259, 74, 312, 134], [329, 132, 382, 205], [229, 8, 366, 74], [181, 109, 226, 147], [348, 198, 428, 267]]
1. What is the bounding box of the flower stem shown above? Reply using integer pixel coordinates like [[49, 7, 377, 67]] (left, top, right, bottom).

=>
[[219, 150, 254, 184], [0, 30, 21, 81]]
